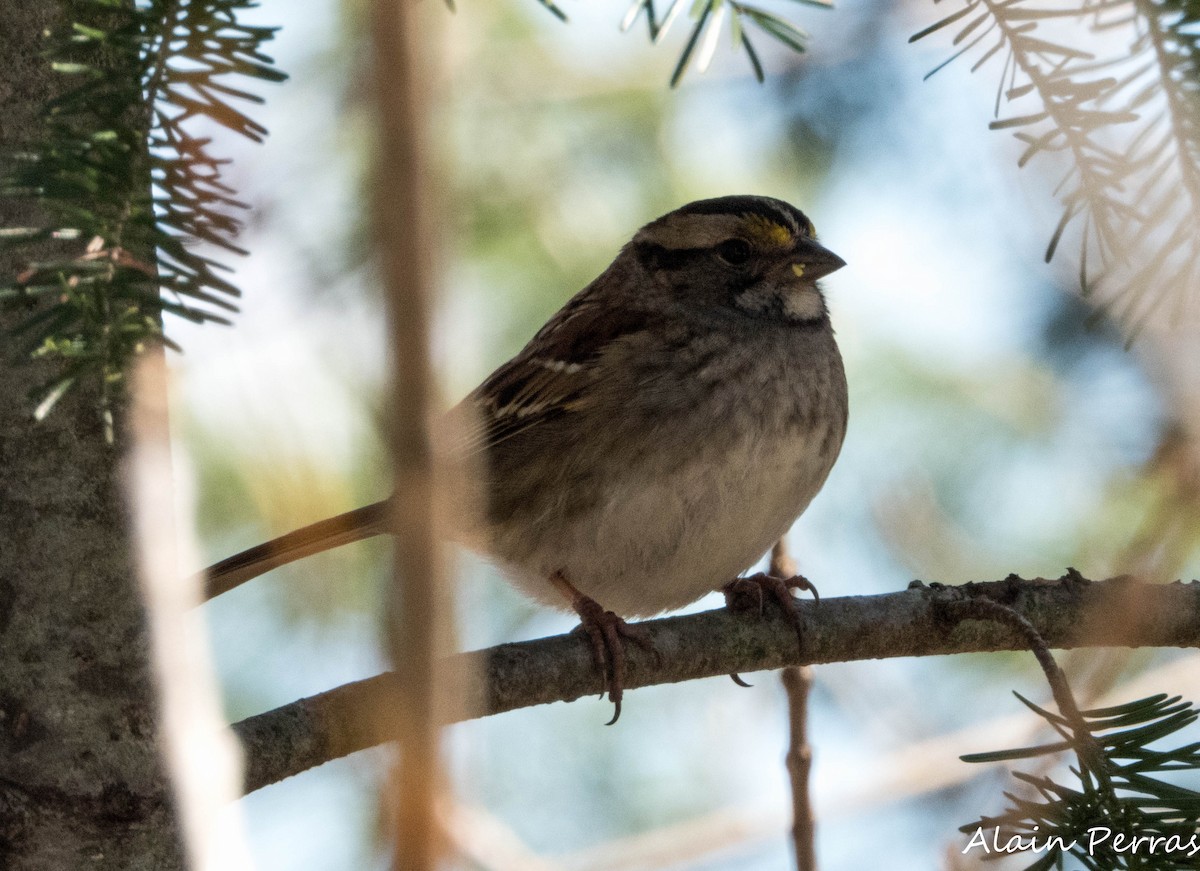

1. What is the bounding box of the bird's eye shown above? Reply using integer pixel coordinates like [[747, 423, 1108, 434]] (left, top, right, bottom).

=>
[[716, 238, 752, 266]]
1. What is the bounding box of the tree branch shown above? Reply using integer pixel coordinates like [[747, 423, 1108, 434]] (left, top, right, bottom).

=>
[[233, 572, 1200, 794]]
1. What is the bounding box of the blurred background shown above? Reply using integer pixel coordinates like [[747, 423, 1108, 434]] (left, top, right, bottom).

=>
[[169, 0, 1200, 868]]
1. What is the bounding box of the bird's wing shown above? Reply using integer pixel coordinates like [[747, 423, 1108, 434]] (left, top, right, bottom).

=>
[[455, 297, 663, 457]]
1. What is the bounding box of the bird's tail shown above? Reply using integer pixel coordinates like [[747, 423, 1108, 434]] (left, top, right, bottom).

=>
[[200, 500, 390, 600]]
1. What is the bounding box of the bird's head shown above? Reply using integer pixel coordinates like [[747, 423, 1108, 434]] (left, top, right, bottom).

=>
[[627, 194, 845, 325]]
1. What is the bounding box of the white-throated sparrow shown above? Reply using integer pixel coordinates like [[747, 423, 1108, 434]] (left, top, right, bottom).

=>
[[205, 195, 848, 721]]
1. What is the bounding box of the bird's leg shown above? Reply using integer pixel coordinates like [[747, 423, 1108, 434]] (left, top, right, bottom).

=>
[[549, 571, 656, 725], [723, 572, 818, 684]]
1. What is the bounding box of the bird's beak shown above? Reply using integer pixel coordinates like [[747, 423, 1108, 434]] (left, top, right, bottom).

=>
[[791, 237, 846, 282]]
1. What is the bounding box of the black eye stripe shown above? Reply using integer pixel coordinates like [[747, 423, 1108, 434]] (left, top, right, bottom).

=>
[[635, 240, 763, 272], [633, 242, 712, 271], [716, 239, 752, 265]]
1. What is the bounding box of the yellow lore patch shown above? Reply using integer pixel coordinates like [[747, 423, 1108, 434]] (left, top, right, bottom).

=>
[[741, 213, 793, 248], [791, 263, 806, 278]]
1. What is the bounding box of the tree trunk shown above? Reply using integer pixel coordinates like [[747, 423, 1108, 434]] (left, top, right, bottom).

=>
[[0, 2, 185, 867]]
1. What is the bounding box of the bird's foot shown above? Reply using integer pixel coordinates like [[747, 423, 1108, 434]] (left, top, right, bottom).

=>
[[570, 596, 657, 725], [723, 572, 817, 685]]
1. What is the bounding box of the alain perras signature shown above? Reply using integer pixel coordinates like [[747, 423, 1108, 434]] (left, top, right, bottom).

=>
[[962, 826, 1200, 859]]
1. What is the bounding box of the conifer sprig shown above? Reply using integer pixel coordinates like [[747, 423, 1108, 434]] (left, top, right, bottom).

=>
[[1, 0, 285, 424], [912, 0, 1200, 328], [941, 596, 1200, 870], [962, 692, 1200, 870], [618, 0, 829, 87]]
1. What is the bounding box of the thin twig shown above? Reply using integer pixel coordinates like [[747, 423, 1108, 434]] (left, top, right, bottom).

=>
[[934, 581, 1151, 842], [937, 597, 1086, 735], [770, 539, 818, 871], [231, 573, 1200, 793], [781, 666, 816, 871], [936, 583, 1107, 778]]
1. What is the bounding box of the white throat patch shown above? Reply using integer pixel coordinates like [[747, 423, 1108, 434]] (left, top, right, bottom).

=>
[[734, 282, 826, 322]]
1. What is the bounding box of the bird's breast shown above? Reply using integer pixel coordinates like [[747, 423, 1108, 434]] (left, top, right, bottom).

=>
[[484, 329, 848, 617]]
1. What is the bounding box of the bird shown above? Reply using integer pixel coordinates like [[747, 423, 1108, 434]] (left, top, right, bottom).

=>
[[203, 194, 848, 722]]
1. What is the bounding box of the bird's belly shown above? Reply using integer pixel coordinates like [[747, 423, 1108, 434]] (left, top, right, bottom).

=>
[[503, 426, 838, 617]]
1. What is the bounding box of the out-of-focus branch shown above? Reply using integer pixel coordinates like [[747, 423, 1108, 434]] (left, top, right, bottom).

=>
[[371, 0, 451, 866], [129, 350, 251, 869], [233, 573, 1200, 794]]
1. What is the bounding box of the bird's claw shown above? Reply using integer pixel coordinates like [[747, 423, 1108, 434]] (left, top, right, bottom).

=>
[[571, 596, 657, 724], [722, 571, 817, 654]]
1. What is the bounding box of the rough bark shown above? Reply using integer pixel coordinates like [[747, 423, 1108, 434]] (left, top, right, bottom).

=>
[[0, 2, 185, 867], [234, 572, 1200, 794]]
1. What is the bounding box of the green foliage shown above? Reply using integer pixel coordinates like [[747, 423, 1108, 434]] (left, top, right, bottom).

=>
[[961, 692, 1200, 870], [1, 0, 285, 423], [912, 0, 1200, 328], [623, 0, 831, 87]]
